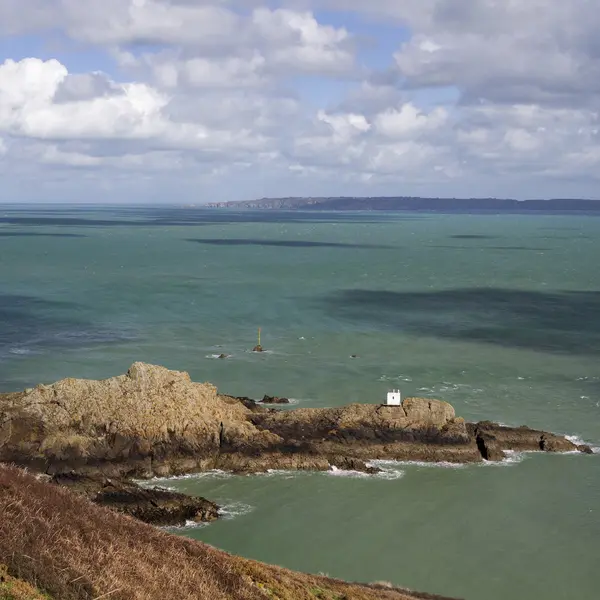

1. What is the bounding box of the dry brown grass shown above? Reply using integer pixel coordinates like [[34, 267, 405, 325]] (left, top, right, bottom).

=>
[[0, 464, 459, 600]]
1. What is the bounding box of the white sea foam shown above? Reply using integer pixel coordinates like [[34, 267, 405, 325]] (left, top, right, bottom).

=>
[[284, 398, 303, 406], [218, 502, 254, 520], [379, 374, 413, 383], [564, 434, 600, 455], [163, 520, 209, 532], [375, 468, 405, 481], [205, 354, 231, 359], [256, 469, 302, 479], [364, 462, 406, 480], [369, 459, 466, 470], [141, 470, 233, 487], [326, 466, 371, 479], [9, 347, 36, 355], [482, 450, 527, 467]]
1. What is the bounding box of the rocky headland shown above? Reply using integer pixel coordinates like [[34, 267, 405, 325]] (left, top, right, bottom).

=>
[[0, 363, 592, 525]]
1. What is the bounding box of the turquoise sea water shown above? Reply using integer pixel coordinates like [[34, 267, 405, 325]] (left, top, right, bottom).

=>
[[1, 206, 599, 599]]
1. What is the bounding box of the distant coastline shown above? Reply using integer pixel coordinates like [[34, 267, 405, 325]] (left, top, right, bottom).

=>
[[206, 196, 600, 213]]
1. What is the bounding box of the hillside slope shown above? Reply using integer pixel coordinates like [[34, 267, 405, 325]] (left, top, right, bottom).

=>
[[0, 464, 457, 600]]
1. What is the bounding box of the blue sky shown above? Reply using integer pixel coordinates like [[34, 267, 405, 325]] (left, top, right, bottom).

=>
[[0, 0, 599, 203]]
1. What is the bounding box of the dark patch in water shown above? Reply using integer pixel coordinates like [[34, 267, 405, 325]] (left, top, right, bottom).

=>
[[0, 293, 136, 364], [0, 208, 423, 228], [186, 238, 390, 249], [0, 232, 86, 238], [319, 288, 600, 355], [450, 235, 498, 240], [430, 245, 550, 251], [537, 235, 591, 240]]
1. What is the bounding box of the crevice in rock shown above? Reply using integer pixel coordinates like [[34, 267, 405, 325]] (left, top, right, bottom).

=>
[[475, 433, 489, 460]]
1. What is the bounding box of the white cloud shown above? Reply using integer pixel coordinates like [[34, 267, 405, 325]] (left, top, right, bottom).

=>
[[1, 0, 600, 201], [0, 57, 273, 157], [0, 59, 169, 140], [251, 8, 353, 74], [373, 103, 447, 138]]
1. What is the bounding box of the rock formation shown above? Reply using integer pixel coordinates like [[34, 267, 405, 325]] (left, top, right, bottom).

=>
[[50, 472, 219, 526], [260, 395, 290, 404], [0, 363, 592, 487]]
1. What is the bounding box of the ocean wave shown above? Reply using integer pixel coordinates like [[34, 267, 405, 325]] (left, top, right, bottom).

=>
[[375, 468, 405, 481], [139, 470, 233, 487], [218, 501, 254, 520], [364, 462, 406, 480], [368, 459, 466, 470], [255, 469, 303, 479], [416, 382, 485, 395], [379, 374, 413, 383], [285, 398, 304, 406], [326, 466, 372, 479], [205, 354, 232, 360], [481, 450, 528, 467], [163, 520, 210, 532], [564, 434, 600, 452], [565, 434, 587, 446], [53, 328, 137, 343], [8, 347, 38, 356]]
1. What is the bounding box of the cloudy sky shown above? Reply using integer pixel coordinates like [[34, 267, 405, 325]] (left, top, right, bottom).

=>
[[1, 0, 599, 203]]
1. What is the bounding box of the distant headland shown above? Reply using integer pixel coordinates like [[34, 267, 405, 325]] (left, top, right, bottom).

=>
[[206, 196, 600, 213]]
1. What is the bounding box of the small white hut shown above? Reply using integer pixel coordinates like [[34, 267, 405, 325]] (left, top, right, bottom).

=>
[[386, 389, 402, 406]]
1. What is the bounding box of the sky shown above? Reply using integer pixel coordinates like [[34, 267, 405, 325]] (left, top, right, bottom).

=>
[[0, 0, 599, 204]]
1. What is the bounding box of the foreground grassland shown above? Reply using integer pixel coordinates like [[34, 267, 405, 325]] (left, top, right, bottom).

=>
[[0, 465, 456, 600]]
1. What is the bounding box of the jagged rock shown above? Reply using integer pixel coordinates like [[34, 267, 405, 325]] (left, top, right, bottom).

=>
[[467, 421, 579, 454], [51, 472, 219, 526], [0, 362, 279, 477], [329, 456, 380, 474], [261, 395, 290, 405]]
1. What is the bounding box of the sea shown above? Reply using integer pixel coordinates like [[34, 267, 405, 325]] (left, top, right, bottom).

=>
[[1, 205, 599, 600]]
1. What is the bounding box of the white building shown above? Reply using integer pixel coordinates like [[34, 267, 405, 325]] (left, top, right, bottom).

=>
[[386, 389, 402, 406]]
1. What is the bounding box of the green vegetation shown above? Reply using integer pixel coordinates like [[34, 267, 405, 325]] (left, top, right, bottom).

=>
[[0, 566, 52, 600]]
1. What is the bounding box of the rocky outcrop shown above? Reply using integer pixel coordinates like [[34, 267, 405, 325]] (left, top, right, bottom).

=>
[[50, 472, 219, 526], [467, 421, 592, 457], [260, 395, 290, 405], [0, 363, 592, 485], [0, 362, 279, 478]]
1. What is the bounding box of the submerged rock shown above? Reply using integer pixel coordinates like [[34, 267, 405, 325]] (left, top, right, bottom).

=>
[[261, 395, 290, 405], [329, 456, 380, 475]]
